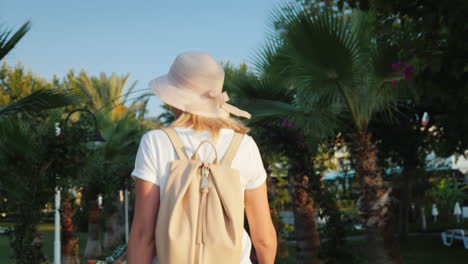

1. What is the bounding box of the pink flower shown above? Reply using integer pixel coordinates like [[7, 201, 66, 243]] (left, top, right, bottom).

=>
[[59, 132, 65, 136], [279, 119, 293, 128], [401, 65, 414, 80], [392, 61, 403, 70], [391, 80, 399, 86]]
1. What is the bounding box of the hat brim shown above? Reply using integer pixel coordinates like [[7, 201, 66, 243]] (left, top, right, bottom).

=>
[[149, 74, 193, 112], [149, 74, 228, 118]]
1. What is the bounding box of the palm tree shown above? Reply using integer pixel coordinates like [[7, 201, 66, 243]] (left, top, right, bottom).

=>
[[0, 66, 80, 264], [63, 71, 153, 258], [268, 4, 403, 263], [0, 21, 82, 263], [79, 114, 149, 257], [0, 113, 64, 264], [65, 70, 144, 113], [224, 65, 337, 263], [98, 112, 144, 250], [60, 189, 80, 264]]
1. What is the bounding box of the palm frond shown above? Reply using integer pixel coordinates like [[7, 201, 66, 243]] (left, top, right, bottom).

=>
[[71, 72, 135, 112], [225, 68, 339, 138], [0, 21, 31, 61], [225, 71, 293, 102], [268, 3, 400, 133], [97, 112, 140, 162], [122, 79, 138, 102], [0, 89, 79, 116], [239, 97, 302, 119], [0, 118, 39, 162], [284, 8, 363, 94], [251, 40, 295, 79]]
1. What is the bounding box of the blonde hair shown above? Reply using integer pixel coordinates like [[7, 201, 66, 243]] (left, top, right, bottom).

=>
[[170, 112, 250, 136]]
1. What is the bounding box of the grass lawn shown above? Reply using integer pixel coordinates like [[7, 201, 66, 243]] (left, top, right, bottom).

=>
[[1, 224, 467, 263]]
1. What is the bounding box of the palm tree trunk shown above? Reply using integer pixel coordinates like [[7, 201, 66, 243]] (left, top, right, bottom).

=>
[[61, 192, 80, 264], [84, 197, 102, 259], [350, 132, 402, 264], [288, 175, 321, 264], [103, 193, 124, 250]]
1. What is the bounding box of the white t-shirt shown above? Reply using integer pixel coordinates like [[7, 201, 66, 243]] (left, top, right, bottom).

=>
[[131, 127, 267, 264]]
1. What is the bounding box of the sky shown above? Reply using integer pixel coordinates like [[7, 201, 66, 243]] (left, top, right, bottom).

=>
[[1, 0, 283, 117]]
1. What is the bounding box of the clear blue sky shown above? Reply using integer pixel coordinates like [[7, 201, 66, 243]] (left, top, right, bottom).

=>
[[1, 0, 283, 117]]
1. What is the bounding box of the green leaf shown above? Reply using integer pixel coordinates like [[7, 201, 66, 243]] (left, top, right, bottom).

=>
[[0, 21, 31, 61], [0, 89, 79, 116]]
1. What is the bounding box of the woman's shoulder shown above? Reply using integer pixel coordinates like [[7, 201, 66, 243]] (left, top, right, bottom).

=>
[[139, 129, 173, 146], [141, 127, 210, 141], [142, 128, 168, 139], [141, 127, 257, 144]]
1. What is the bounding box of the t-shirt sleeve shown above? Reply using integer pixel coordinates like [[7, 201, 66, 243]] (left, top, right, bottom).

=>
[[245, 136, 267, 190], [131, 132, 160, 186]]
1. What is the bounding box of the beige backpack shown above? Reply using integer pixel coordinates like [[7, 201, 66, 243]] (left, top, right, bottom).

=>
[[155, 128, 245, 264]]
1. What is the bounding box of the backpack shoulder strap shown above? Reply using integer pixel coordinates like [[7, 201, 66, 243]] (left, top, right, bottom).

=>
[[222, 133, 244, 166], [162, 128, 188, 160]]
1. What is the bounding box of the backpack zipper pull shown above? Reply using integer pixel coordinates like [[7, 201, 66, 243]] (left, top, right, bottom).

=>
[[201, 165, 210, 191]]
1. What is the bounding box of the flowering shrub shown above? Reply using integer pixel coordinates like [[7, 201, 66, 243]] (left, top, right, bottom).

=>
[[390, 60, 414, 86]]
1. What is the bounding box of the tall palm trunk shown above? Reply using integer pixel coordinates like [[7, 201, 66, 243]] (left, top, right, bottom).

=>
[[350, 132, 402, 264], [288, 171, 321, 264], [84, 193, 102, 259], [103, 192, 124, 250], [61, 192, 80, 264]]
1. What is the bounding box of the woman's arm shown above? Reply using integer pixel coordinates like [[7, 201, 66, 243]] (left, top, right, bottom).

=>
[[127, 178, 160, 264], [245, 182, 277, 264]]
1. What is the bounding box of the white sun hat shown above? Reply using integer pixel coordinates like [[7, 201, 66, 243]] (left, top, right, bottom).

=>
[[149, 51, 251, 119]]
